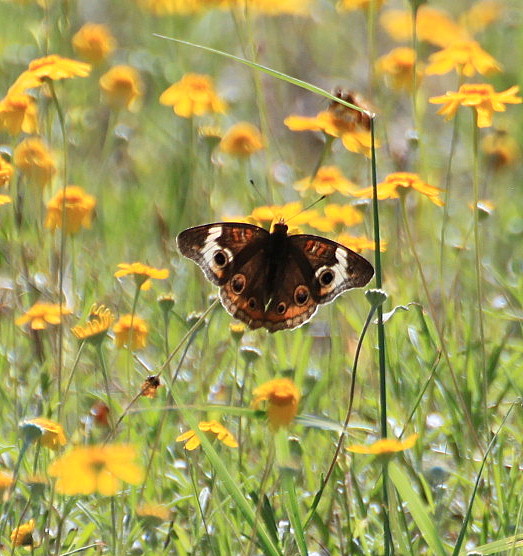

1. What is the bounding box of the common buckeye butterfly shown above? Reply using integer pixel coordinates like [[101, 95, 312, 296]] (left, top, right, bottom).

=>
[[177, 221, 374, 332]]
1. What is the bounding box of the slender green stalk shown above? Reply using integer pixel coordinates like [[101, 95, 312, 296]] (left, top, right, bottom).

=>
[[472, 116, 488, 434], [96, 343, 116, 430]]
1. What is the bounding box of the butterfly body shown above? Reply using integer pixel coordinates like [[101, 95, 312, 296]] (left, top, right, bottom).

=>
[[177, 222, 374, 332]]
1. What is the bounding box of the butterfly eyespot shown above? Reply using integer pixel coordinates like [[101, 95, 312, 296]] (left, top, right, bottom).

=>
[[213, 250, 228, 268], [231, 274, 246, 294], [294, 285, 310, 306], [276, 302, 287, 314], [319, 269, 334, 286], [248, 297, 257, 309]]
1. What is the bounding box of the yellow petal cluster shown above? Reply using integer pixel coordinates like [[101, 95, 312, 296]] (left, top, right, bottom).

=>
[[294, 166, 358, 197], [347, 433, 418, 455], [45, 185, 96, 234], [252, 378, 300, 430], [100, 65, 143, 111], [72, 23, 116, 64], [219, 122, 265, 157], [23, 417, 67, 450], [16, 302, 71, 330], [14, 137, 56, 189], [113, 314, 149, 350], [176, 420, 238, 450]]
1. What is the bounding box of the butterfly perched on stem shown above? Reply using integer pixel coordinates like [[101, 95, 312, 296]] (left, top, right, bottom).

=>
[[177, 221, 374, 332]]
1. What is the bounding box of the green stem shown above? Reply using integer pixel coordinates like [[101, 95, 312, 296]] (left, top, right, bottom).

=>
[[96, 343, 116, 431], [472, 116, 488, 434]]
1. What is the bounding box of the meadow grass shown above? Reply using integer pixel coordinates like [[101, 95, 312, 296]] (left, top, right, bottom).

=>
[[1, 0, 523, 554]]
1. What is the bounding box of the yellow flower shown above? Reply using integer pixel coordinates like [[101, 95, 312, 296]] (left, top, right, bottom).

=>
[[0, 194, 12, 206], [176, 420, 238, 451], [100, 65, 143, 111], [380, 6, 468, 48], [26, 54, 92, 82], [0, 470, 13, 491], [294, 166, 358, 196], [481, 130, 519, 169], [229, 322, 246, 341], [160, 73, 227, 118], [0, 157, 14, 187], [354, 172, 444, 206], [309, 203, 364, 232], [136, 503, 172, 525], [250, 201, 319, 230], [16, 302, 71, 330], [10, 519, 35, 547], [113, 314, 149, 350], [72, 23, 116, 64], [347, 433, 418, 455], [252, 378, 300, 430], [430, 84, 522, 128], [284, 107, 375, 157], [114, 262, 169, 291], [22, 417, 67, 450], [219, 122, 265, 157], [48, 444, 144, 495], [248, 0, 311, 16], [425, 40, 501, 77], [460, 0, 504, 35], [337, 0, 386, 11], [136, 0, 202, 15], [45, 185, 96, 234], [375, 47, 422, 91], [71, 304, 114, 344], [337, 233, 387, 253], [0, 92, 38, 135], [14, 137, 56, 189]]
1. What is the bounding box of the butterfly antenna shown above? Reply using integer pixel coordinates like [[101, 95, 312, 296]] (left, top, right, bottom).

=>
[[249, 179, 265, 203], [286, 195, 326, 224]]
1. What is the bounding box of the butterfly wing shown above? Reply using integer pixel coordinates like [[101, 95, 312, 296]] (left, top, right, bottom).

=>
[[177, 223, 271, 328], [262, 234, 374, 332]]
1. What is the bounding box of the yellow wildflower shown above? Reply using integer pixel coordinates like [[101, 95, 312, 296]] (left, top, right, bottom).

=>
[[309, 203, 364, 232], [100, 65, 143, 111], [72, 23, 116, 64], [176, 420, 238, 451], [354, 172, 444, 206], [252, 378, 300, 430], [0, 470, 13, 491], [10, 519, 35, 547], [16, 302, 71, 330], [375, 47, 422, 91], [22, 417, 67, 450], [160, 73, 227, 118], [0, 157, 14, 187], [114, 262, 169, 291], [460, 0, 504, 35], [0, 194, 12, 206], [26, 54, 91, 82], [48, 444, 144, 495], [71, 304, 114, 344], [425, 40, 501, 77], [14, 137, 56, 189], [229, 322, 246, 341], [0, 92, 38, 135], [113, 314, 149, 350], [219, 122, 265, 157], [430, 84, 522, 128], [45, 185, 96, 234], [250, 201, 319, 230], [347, 433, 418, 455], [481, 130, 519, 169], [294, 166, 358, 197], [380, 6, 468, 48], [337, 233, 387, 253]]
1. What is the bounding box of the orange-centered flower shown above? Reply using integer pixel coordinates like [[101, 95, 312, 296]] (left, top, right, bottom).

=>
[[425, 40, 501, 77], [0, 92, 39, 135], [14, 137, 56, 189], [114, 262, 169, 291], [16, 302, 71, 330], [176, 420, 238, 451], [22, 417, 67, 450], [72, 23, 116, 64], [354, 172, 444, 205], [45, 186, 96, 234], [294, 166, 358, 197], [113, 314, 149, 350], [48, 444, 144, 495], [347, 433, 418, 455], [430, 84, 522, 128], [252, 378, 300, 430], [219, 122, 265, 157], [10, 519, 36, 547], [99, 65, 143, 111], [160, 73, 227, 118]]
